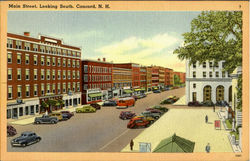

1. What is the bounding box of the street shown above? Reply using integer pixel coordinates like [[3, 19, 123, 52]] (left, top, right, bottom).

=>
[[7, 88, 185, 152]]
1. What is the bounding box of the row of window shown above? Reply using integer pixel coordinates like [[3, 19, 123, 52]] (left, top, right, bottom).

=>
[[83, 83, 112, 90], [8, 82, 80, 99], [8, 52, 80, 68], [7, 39, 81, 58], [192, 62, 224, 68], [192, 71, 229, 78], [8, 68, 80, 81], [84, 65, 112, 74], [83, 75, 112, 82], [113, 83, 132, 88]]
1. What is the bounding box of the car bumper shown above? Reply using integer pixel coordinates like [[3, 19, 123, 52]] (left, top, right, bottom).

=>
[[116, 106, 128, 109]]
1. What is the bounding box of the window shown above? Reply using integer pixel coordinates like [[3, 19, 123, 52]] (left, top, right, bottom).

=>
[[8, 68, 12, 80], [77, 82, 80, 92], [203, 62, 206, 68], [63, 83, 66, 93], [17, 85, 22, 98], [33, 44, 38, 51], [58, 70, 61, 80], [63, 70, 66, 80], [8, 86, 13, 99], [68, 59, 71, 67], [68, 70, 71, 79], [25, 69, 30, 80], [25, 85, 30, 97], [7, 39, 13, 48], [25, 54, 29, 64], [76, 60, 80, 68], [41, 69, 45, 80], [46, 46, 51, 53], [72, 51, 76, 57], [209, 72, 213, 78], [41, 56, 45, 66], [57, 83, 61, 94], [68, 82, 71, 92], [57, 58, 61, 66], [47, 84, 50, 93], [17, 69, 21, 80], [52, 48, 56, 54], [17, 53, 21, 64], [8, 52, 12, 63], [68, 50, 71, 56], [222, 71, 225, 77], [34, 55, 38, 65], [84, 65, 88, 73], [193, 72, 196, 78], [203, 72, 206, 78], [77, 71, 80, 79], [52, 70, 56, 80], [24, 42, 30, 50], [193, 63, 196, 68], [57, 49, 61, 55], [73, 82, 76, 92], [63, 58, 66, 67], [77, 52, 80, 57], [84, 84, 88, 90], [73, 70, 75, 79], [40, 46, 45, 53], [62, 50, 66, 56], [16, 40, 22, 49], [41, 84, 45, 96], [52, 84, 56, 93], [72, 60, 75, 68], [34, 69, 38, 80], [216, 71, 219, 77], [52, 57, 56, 66], [47, 56, 50, 66], [34, 84, 38, 96], [84, 75, 88, 82], [214, 62, 219, 68], [47, 70, 50, 80]]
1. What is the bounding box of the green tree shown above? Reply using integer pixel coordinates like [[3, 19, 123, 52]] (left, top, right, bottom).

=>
[[174, 75, 180, 86], [236, 74, 242, 111], [174, 11, 242, 73], [46, 99, 57, 113]]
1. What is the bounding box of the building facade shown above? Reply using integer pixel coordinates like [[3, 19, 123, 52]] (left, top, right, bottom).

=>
[[165, 68, 173, 87], [146, 67, 152, 91], [82, 58, 112, 104], [158, 66, 165, 89], [7, 32, 82, 119], [151, 66, 159, 90], [174, 71, 186, 84], [185, 60, 232, 104]]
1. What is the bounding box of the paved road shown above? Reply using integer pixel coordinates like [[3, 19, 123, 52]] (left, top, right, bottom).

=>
[[7, 88, 185, 152]]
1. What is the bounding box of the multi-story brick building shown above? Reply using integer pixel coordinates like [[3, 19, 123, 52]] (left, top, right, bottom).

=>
[[158, 66, 165, 89], [165, 68, 174, 87], [146, 67, 152, 91], [151, 66, 159, 91], [7, 32, 82, 119], [82, 58, 112, 104]]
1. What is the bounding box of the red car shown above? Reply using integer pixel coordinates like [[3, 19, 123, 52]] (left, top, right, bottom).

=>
[[7, 125, 17, 137], [127, 117, 150, 129], [60, 111, 74, 119], [90, 103, 101, 110], [146, 108, 163, 115], [119, 111, 136, 120]]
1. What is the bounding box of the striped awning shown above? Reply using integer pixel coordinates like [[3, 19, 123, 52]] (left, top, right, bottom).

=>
[[89, 93, 102, 97]]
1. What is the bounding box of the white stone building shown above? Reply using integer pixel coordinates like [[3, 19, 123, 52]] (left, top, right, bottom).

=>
[[186, 60, 232, 104]]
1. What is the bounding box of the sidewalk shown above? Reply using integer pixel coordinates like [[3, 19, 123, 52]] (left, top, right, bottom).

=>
[[173, 95, 186, 106], [121, 108, 232, 152], [8, 106, 77, 126]]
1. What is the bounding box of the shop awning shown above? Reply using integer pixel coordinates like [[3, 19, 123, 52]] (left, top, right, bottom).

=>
[[134, 89, 141, 91], [141, 87, 146, 91], [124, 89, 133, 94], [153, 87, 159, 90], [89, 93, 102, 97]]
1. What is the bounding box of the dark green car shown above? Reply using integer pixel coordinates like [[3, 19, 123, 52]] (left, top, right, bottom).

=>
[[152, 105, 169, 113]]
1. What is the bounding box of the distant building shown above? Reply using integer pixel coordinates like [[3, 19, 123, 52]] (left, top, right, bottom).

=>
[[146, 67, 152, 91], [165, 68, 174, 87], [173, 71, 186, 84], [151, 66, 159, 91], [158, 66, 165, 89], [185, 60, 232, 104]]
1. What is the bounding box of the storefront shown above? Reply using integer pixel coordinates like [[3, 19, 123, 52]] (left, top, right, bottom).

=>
[[63, 92, 81, 108], [152, 86, 159, 91], [122, 87, 133, 97]]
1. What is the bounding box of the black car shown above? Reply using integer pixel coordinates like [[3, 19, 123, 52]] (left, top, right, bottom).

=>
[[188, 101, 202, 106], [102, 101, 117, 106], [202, 101, 215, 107], [34, 115, 58, 124], [11, 132, 41, 147], [153, 90, 161, 93], [90, 103, 101, 110], [216, 100, 229, 107]]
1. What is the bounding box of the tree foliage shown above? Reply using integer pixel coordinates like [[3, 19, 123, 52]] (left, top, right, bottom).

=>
[[174, 11, 242, 73], [236, 74, 242, 110], [174, 75, 180, 85]]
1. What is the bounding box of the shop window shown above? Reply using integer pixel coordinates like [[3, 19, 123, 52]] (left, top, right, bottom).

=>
[[36, 105, 39, 113], [19, 107, 23, 116]]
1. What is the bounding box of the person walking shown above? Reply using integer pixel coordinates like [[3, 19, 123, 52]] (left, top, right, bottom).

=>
[[205, 115, 208, 123], [130, 139, 134, 151], [205, 143, 211, 153]]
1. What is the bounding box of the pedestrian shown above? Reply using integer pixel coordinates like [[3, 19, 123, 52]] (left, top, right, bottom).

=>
[[205, 115, 208, 123], [213, 104, 215, 112], [205, 143, 210, 153], [130, 139, 134, 151]]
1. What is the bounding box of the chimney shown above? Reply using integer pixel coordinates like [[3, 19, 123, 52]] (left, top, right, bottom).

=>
[[24, 32, 30, 36], [98, 58, 100, 61], [103, 58, 106, 62]]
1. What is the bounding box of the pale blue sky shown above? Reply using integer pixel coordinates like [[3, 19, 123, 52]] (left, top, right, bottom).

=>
[[8, 11, 201, 72]]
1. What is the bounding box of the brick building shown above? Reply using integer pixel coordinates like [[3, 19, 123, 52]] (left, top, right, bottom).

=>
[[174, 71, 186, 84], [151, 66, 159, 91], [82, 58, 112, 104], [165, 68, 174, 87], [146, 67, 152, 91], [158, 66, 165, 89], [7, 32, 82, 119]]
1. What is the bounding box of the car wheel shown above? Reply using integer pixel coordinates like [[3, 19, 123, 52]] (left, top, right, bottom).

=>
[[155, 116, 159, 120], [21, 143, 27, 147], [51, 120, 56, 124], [36, 138, 41, 142]]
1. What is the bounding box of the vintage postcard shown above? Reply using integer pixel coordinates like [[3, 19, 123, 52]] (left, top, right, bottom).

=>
[[0, 1, 249, 161]]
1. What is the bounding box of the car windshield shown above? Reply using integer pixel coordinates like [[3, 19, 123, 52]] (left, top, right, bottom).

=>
[[21, 134, 27, 137]]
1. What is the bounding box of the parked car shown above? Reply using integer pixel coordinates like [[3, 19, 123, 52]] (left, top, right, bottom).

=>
[[76, 105, 96, 113], [34, 115, 58, 124], [119, 111, 136, 120], [133, 116, 155, 124], [102, 101, 117, 106], [152, 105, 169, 113], [146, 108, 163, 115], [173, 86, 179, 89], [153, 90, 161, 93], [90, 103, 101, 110], [116, 97, 135, 109], [7, 125, 17, 137], [137, 93, 146, 99], [188, 101, 203, 106], [61, 111, 74, 119], [49, 112, 64, 121], [140, 111, 161, 120], [216, 100, 229, 107], [11, 132, 41, 147], [132, 95, 138, 101], [201, 100, 215, 107], [160, 96, 179, 104], [127, 117, 151, 129], [164, 87, 170, 91]]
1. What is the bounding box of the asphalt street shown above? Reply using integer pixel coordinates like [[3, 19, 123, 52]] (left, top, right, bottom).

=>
[[7, 87, 185, 152]]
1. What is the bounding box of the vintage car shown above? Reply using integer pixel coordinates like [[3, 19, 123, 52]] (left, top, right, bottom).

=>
[[201, 100, 215, 107], [49, 112, 64, 121], [102, 100, 117, 106], [7, 125, 17, 137], [215, 100, 229, 107], [34, 115, 58, 124], [61, 111, 74, 119], [119, 111, 136, 120], [133, 116, 155, 124], [116, 97, 135, 109], [160, 96, 179, 104], [153, 90, 161, 93], [76, 105, 96, 113], [188, 101, 203, 107], [90, 103, 101, 110], [140, 111, 161, 120], [127, 117, 151, 129], [11, 132, 41, 147], [152, 105, 169, 113], [146, 108, 163, 115]]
